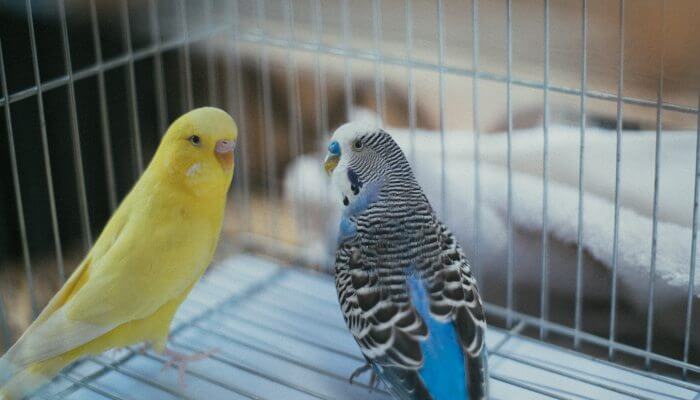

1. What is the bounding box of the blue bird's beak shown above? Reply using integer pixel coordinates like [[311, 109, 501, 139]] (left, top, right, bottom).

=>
[[325, 140, 340, 175], [324, 154, 339, 176]]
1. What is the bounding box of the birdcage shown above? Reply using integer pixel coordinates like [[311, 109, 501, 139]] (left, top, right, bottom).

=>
[[0, 0, 699, 398]]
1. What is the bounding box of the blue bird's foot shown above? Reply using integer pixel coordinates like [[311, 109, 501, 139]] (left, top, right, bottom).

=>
[[349, 362, 381, 392]]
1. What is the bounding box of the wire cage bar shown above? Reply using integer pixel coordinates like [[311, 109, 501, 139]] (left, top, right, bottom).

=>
[[0, 0, 699, 398]]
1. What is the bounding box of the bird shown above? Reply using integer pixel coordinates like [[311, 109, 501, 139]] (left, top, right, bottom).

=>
[[0, 107, 237, 399], [324, 122, 488, 400]]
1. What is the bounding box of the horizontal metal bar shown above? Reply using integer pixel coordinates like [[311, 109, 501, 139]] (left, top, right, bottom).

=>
[[0, 24, 231, 107], [191, 278, 586, 400], [490, 349, 674, 400], [201, 279, 347, 332], [53, 370, 124, 400], [216, 306, 365, 362], [189, 321, 388, 394], [234, 232, 700, 378], [170, 339, 334, 400], [490, 320, 527, 354], [489, 372, 578, 400], [232, 31, 699, 115], [140, 350, 264, 400], [485, 303, 700, 375], [51, 347, 185, 400]]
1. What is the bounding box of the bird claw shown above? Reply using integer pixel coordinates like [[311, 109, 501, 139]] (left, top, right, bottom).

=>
[[135, 342, 150, 355], [108, 347, 127, 359], [110, 342, 150, 360], [161, 347, 219, 389], [349, 362, 381, 391]]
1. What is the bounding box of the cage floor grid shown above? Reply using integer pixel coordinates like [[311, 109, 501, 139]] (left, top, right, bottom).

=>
[[28, 254, 700, 400]]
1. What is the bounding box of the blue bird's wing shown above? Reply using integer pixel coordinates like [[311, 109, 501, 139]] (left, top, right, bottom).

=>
[[407, 274, 467, 400], [415, 222, 488, 399], [334, 237, 432, 399], [334, 221, 487, 400]]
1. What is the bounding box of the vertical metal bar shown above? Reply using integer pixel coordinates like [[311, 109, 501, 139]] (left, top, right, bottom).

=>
[[342, 0, 353, 119], [372, 0, 383, 124], [436, 0, 447, 219], [405, 0, 416, 164], [58, 0, 93, 251], [148, 0, 168, 136], [147, 0, 168, 135], [24, 0, 66, 288], [608, 0, 625, 360], [205, 0, 218, 106], [179, 0, 194, 111], [313, 0, 323, 143], [291, 0, 306, 241], [224, 0, 236, 118], [284, 0, 303, 240], [0, 38, 38, 320], [315, 0, 328, 135], [472, 0, 481, 284], [574, 0, 588, 349], [645, 0, 665, 369], [505, 0, 514, 329], [230, 0, 251, 233], [539, 0, 550, 340], [120, 0, 144, 175], [0, 291, 8, 349], [88, 0, 118, 214], [257, 0, 279, 236], [683, 93, 700, 378]]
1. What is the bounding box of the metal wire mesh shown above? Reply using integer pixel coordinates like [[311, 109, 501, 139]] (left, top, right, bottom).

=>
[[0, 0, 699, 397]]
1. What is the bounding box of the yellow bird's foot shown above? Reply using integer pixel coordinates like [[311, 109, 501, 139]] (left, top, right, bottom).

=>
[[108, 347, 128, 360], [161, 347, 219, 389], [134, 342, 150, 355], [109, 342, 149, 360]]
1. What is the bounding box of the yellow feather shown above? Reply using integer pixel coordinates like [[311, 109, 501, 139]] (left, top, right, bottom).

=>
[[0, 107, 237, 400]]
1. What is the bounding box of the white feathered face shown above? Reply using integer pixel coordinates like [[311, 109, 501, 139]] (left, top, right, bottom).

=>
[[324, 122, 388, 207]]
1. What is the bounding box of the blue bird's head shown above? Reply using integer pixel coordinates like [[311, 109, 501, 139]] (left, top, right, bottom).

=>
[[324, 122, 413, 209]]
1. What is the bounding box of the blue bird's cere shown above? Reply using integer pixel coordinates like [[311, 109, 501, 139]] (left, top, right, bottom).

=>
[[325, 122, 489, 400], [328, 140, 341, 155]]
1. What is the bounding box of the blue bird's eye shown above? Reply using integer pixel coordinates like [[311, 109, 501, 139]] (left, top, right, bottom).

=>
[[328, 140, 340, 155]]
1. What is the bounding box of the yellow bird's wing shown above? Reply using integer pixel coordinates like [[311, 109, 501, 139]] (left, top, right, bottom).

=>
[[4, 193, 216, 370], [0, 203, 127, 381]]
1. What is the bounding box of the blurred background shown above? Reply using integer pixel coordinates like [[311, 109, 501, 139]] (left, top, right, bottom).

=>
[[1, 0, 699, 385]]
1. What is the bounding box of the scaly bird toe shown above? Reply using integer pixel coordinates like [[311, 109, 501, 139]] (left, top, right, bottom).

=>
[[349, 362, 381, 391], [161, 347, 219, 389]]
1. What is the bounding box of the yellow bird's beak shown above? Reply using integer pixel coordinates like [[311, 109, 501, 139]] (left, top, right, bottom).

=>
[[215, 139, 235, 171], [324, 154, 339, 176]]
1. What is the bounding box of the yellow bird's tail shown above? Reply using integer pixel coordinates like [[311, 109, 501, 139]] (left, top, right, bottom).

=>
[[0, 356, 73, 400]]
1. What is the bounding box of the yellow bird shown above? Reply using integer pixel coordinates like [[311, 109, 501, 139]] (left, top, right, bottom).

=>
[[0, 107, 237, 399]]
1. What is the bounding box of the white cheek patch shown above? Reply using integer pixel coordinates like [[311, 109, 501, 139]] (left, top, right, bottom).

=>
[[186, 163, 201, 177], [331, 159, 356, 205]]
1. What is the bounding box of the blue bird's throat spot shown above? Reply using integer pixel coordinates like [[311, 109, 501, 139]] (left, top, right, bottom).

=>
[[345, 180, 381, 217], [347, 168, 362, 189], [336, 178, 381, 244], [328, 140, 340, 155]]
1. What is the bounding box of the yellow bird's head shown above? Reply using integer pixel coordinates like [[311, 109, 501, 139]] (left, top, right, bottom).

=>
[[152, 107, 238, 196]]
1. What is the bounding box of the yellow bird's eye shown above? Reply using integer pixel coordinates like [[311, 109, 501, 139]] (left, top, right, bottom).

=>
[[188, 135, 201, 147]]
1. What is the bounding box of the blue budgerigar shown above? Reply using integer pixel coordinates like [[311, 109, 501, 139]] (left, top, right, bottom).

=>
[[324, 123, 488, 400]]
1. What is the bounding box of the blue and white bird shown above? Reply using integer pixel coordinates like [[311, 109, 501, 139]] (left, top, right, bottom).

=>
[[324, 123, 489, 400]]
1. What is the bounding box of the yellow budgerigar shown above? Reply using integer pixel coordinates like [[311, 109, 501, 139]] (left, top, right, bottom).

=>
[[0, 107, 237, 399]]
